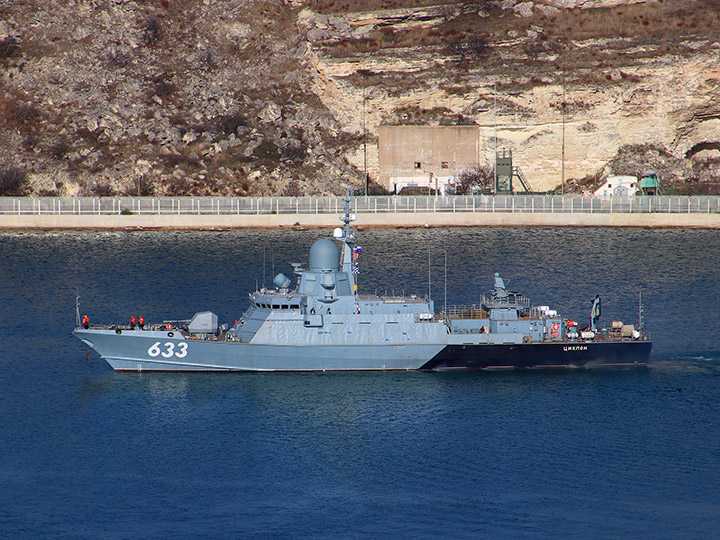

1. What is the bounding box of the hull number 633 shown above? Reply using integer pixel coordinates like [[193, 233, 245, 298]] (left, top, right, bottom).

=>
[[148, 341, 188, 358]]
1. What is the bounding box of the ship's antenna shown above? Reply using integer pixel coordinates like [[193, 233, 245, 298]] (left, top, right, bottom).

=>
[[75, 291, 81, 328], [444, 251, 447, 323], [339, 184, 355, 242], [427, 244, 432, 302], [638, 289, 644, 332], [262, 244, 266, 289]]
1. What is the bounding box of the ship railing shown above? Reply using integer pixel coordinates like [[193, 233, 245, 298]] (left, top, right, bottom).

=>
[[82, 323, 181, 332], [442, 304, 488, 319], [480, 293, 531, 310], [2, 195, 720, 215], [373, 293, 427, 303], [578, 332, 650, 343]]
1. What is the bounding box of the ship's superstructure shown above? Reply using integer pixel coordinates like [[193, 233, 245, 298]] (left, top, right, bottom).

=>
[[73, 194, 651, 371]]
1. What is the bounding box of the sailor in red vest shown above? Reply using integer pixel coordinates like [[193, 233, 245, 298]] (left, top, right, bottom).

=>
[[82, 315, 90, 329], [138, 316, 144, 330], [130, 315, 136, 329]]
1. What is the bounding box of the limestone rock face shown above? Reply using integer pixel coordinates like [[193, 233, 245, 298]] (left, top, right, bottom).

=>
[[0, 0, 717, 195], [301, 0, 720, 191]]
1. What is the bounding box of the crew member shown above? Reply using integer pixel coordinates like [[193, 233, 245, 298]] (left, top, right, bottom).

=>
[[82, 315, 89, 329], [138, 316, 144, 330], [130, 315, 136, 329]]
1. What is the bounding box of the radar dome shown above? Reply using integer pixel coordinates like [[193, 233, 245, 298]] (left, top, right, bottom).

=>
[[309, 239, 339, 271]]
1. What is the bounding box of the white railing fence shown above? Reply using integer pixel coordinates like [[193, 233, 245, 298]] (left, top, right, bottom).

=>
[[1, 195, 719, 215]]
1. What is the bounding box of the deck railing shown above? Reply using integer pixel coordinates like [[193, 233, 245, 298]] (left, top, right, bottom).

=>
[[1, 195, 719, 215]]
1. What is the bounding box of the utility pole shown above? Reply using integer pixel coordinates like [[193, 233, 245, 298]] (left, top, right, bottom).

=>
[[561, 80, 566, 196], [493, 82, 497, 195], [362, 71, 368, 196], [561, 0, 567, 196]]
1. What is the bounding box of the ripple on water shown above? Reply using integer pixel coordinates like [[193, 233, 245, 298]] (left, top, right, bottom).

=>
[[1, 228, 720, 539]]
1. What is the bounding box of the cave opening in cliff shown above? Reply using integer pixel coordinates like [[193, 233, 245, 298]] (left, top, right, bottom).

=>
[[685, 142, 720, 160]]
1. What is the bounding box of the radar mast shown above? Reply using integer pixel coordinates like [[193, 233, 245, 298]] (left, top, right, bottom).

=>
[[335, 186, 357, 296]]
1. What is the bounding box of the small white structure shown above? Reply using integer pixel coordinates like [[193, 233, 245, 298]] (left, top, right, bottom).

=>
[[391, 174, 455, 195], [594, 176, 640, 197]]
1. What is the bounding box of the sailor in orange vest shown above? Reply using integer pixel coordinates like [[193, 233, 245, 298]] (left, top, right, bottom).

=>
[[130, 315, 136, 329], [138, 316, 144, 330], [82, 315, 90, 329]]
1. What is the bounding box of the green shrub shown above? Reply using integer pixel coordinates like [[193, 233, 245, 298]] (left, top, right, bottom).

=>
[[0, 37, 19, 60]]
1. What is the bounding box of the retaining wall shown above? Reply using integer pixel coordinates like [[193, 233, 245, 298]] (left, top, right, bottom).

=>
[[2, 211, 719, 229]]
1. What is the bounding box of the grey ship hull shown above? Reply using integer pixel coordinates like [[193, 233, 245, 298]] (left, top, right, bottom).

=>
[[73, 328, 650, 372], [73, 328, 444, 371]]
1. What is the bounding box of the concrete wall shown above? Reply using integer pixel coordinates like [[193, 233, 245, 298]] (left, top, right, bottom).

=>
[[378, 125, 480, 192], [3, 212, 719, 230]]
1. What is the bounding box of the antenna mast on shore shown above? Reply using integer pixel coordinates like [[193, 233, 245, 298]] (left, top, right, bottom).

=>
[[561, 78, 566, 196], [561, 0, 568, 195], [493, 82, 498, 195], [363, 71, 368, 196]]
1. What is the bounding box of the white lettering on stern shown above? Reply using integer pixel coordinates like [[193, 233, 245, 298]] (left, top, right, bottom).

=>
[[563, 345, 588, 352]]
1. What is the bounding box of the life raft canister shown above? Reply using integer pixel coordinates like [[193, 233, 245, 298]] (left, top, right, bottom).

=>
[[550, 322, 560, 338]]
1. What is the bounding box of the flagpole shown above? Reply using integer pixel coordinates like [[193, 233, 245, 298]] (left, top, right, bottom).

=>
[[352, 246, 362, 297]]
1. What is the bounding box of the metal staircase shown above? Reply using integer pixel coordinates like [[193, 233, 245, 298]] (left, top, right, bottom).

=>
[[513, 166, 533, 193]]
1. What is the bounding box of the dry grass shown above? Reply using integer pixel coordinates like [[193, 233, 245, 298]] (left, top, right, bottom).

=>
[[306, 0, 454, 14], [539, 0, 720, 42], [319, 0, 719, 80], [0, 89, 43, 137]]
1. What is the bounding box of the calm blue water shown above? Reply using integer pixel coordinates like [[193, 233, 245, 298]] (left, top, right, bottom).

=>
[[1, 227, 719, 539]]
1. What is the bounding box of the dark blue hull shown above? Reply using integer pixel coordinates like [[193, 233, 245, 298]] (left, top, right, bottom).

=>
[[422, 340, 652, 370]]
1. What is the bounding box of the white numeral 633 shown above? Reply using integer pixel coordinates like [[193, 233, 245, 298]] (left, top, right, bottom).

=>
[[147, 341, 188, 359]]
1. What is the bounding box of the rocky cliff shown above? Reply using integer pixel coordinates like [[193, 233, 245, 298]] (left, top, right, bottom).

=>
[[1, 0, 718, 196]]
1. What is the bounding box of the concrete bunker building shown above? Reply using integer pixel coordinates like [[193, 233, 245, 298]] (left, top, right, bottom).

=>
[[378, 125, 481, 194]]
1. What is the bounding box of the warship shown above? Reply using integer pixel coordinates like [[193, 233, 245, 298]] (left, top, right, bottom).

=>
[[73, 195, 651, 371]]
